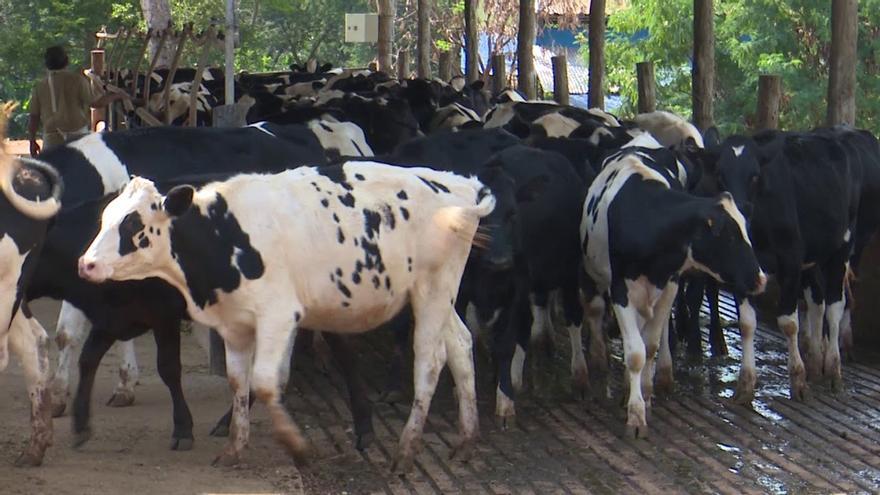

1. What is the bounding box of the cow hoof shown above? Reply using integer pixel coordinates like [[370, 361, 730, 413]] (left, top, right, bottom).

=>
[[355, 431, 375, 451], [212, 450, 240, 467], [379, 389, 407, 405], [655, 370, 674, 397], [572, 367, 590, 401], [171, 437, 194, 451], [830, 373, 844, 395], [51, 401, 67, 418], [391, 452, 414, 475], [790, 375, 810, 402], [106, 390, 135, 408], [209, 422, 230, 437], [449, 437, 476, 462], [624, 423, 648, 440], [72, 428, 92, 449], [14, 450, 43, 467]]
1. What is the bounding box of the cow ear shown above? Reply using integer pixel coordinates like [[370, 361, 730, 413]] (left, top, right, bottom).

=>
[[470, 80, 485, 91], [516, 175, 550, 203], [702, 126, 721, 148], [164, 185, 194, 217]]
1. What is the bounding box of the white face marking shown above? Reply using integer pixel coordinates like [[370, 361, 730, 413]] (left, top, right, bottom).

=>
[[718, 195, 751, 246], [248, 122, 276, 137], [732, 145, 745, 157], [588, 126, 613, 145], [67, 133, 131, 195], [307, 120, 374, 157], [844, 229, 851, 242]]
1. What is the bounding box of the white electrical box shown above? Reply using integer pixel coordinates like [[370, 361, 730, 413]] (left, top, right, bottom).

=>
[[345, 13, 379, 43]]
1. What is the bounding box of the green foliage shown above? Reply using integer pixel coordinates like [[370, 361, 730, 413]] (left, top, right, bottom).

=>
[[584, 0, 880, 135]]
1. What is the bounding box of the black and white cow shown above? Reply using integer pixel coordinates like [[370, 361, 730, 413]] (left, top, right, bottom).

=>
[[78, 162, 495, 470], [0, 114, 64, 465], [30, 123, 373, 450], [581, 144, 766, 436]]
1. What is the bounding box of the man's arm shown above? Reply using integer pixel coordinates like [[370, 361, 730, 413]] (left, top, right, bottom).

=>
[[90, 91, 127, 108]]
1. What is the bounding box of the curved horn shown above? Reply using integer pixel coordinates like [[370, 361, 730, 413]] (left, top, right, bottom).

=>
[[0, 157, 63, 220]]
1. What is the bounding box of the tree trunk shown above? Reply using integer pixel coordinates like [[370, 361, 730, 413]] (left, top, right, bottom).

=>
[[756, 74, 782, 130], [692, 0, 715, 130], [636, 61, 656, 114], [377, 0, 394, 74], [588, 0, 606, 109], [464, 0, 479, 83], [140, 0, 174, 67], [417, 0, 431, 78], [827, 0, 858, 126], [517, 0, 536, 99], [551, 55, 569, 105]]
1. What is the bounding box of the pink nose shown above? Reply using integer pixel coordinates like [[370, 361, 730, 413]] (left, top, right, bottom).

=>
[[78, 258, 97, 280]]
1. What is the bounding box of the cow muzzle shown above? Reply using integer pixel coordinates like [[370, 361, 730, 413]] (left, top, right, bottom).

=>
[[77, 256, 110, 283]]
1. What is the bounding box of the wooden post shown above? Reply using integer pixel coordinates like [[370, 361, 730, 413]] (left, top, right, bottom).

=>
[[827, 0, 858, 126], [417, 0, 431, 78], [377, 0, 394, 74], [692, 0, 715, 130], [636, 61, 656, 113], [162, 26, 192, 125], [517, 0, 537, 99], [464, 0, 479, 83], [756, 74, 782, 130], [588, 0, 606, 109], [492, 53, 507, 95], [439, 51, 453, 81], [142, 27, 170, 108], [189, 26, 218, 127], [551, 55, 569, 105], [130, 29, 153, 97], [108, 28, 132, 86], [397, 50, 409, 80], [90, 50, 105, 131]]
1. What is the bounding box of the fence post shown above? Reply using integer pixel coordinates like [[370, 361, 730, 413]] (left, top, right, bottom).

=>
[[756, 74, 782, 130], [90, 50, 105, 131], [397, 50, 409, 80], [492, 54, 506, 96], [551, 55, 569, 105], [636, 61, 656, 114], [439, 51, 453, 81]]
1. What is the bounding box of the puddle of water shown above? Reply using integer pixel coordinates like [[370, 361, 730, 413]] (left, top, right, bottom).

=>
[[756, 474, 789, 495], [716, 442, 741, 453], [752, 399, 784, 422]]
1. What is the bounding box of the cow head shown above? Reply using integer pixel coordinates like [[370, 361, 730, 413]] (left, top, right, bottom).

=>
[[698, 136, 763, 219], [78, 177, 185, 284], [689, 192, 766, 296]]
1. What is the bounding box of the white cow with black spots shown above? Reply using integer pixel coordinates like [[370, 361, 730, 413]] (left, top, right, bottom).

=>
[[78, 161, 494, 470]]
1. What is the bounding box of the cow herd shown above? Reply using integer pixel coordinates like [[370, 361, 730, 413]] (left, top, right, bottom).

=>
[[2, 65, 879, 475]]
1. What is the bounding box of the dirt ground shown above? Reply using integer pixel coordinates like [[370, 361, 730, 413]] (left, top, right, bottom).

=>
[[3, 295, 880, 494]]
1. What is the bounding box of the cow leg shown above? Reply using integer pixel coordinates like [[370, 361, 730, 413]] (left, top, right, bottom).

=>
[[9, 308, 53, 467], [50, 302, 88, 417], [213, 341, 254, 466], [584, 294, 609, 397], [733, 299, 758, 404], [71, 328, 115, 447], [153, 323, 194, 450], [777, 264, 809, 401], [644, 283, 678, 401], [683, 277, 706, 359], [393, 299, 451, 473], [493, 302, 521, 424], [656, 316, 674, 397], [840, 305, 853, 363], [443, 311, 479, 462], [321, 333, 375, 450], [561, 282, 588, 398], [612, 301, 648, 439], [310, 330, 333, 375], [106, 340, 139, 408], [706, 280, 729, 357], [802, 274, 826, 382], [529, 292, 554, 358], [822, 252, 849, 393], [251, 317, 310, 466], [382, 310, 413, 404]]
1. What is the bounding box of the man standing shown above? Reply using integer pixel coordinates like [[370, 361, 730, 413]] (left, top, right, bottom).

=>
[[28, 45, 123, 157]]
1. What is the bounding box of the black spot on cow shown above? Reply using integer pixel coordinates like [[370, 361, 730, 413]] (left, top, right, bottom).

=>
[[337, 227, 345, 244], [354, 238, 359, 247], [407, 256, 413, 272], [332, 213, 340, 223], [363, 209, 382, 239], [360, 237, 385, 273], [418, 176, 451, 194], [355, 260, 364, 273], [352, 272, 361, 284], [118, 212, 146, 256], [150, 202, 159, 211], [477, 186, 491, 204], [380, 204, 396, 230], [138, 235, 150, 249], [399, 207, 410, 221], [169, 193, 265, 309], [385, 276, 392, 291], [156, 228, 161, 236], [335, 267, 343, 277], [338, 193, 356, 208], [342, 301, 350, 308], [320, 122, 333, 132], [310, 181, 322, 192], [337, 280, 352, 298], [318, 166, 353, 190], [148, 226, 154, 234], [294, 311, 301, 322], [397, 190, 408, 200], [371, 275, 380, 289], [321, 198, 329, 208], [355, 173, 365, 181], [330, 273, 336, 282]]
